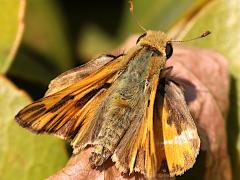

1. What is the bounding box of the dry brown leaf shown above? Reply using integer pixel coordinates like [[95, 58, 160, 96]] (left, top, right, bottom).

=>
[[169, 46, 231, 180], [47, 36, 231, 180]]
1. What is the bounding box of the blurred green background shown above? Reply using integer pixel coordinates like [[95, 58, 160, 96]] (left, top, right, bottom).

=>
[[0, 0, 239, 179]]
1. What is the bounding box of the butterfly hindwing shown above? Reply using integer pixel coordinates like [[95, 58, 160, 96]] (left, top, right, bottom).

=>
[[111, 77, 199, 178], [157, 79, 200, 177]]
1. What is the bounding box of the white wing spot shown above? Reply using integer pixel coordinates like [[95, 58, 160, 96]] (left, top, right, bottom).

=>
[[163, 129, 196, 145]]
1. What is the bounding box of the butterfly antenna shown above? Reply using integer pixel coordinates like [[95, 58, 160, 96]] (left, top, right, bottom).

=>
[[129, 0, 146, 32], [170, 31, 211, 43]]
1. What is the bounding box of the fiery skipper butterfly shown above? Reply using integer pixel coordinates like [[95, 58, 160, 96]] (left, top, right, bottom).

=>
[[15, 1, 210, 178]]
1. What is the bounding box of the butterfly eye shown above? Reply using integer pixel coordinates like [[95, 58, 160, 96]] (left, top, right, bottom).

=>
[[136, 32, 147, 44], [165, 43, 173, 59]]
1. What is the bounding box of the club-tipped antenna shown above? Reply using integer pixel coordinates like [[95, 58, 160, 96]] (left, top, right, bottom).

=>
[[129, 0, 146, 32], [170, 31, 211, 43]]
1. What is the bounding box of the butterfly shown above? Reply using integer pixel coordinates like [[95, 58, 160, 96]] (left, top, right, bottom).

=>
[[14, 29, 208, 178]]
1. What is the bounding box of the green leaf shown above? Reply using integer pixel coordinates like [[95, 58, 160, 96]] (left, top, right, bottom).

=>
[[8, 0, 74, 85], [0, 76, 68, 180], [23, 0, 73, 71], [119, 0, 208, 37], [0, 0, 25, 73], [78, 25, 118, 60], [170, 0, 240, 179], [9, 47, 60, 86]]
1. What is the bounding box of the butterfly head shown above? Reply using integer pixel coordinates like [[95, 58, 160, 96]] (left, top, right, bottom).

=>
[[136, 30, 173, 59]]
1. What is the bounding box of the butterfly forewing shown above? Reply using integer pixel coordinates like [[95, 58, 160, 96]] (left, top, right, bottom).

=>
[[15, 54, 130, 141]]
